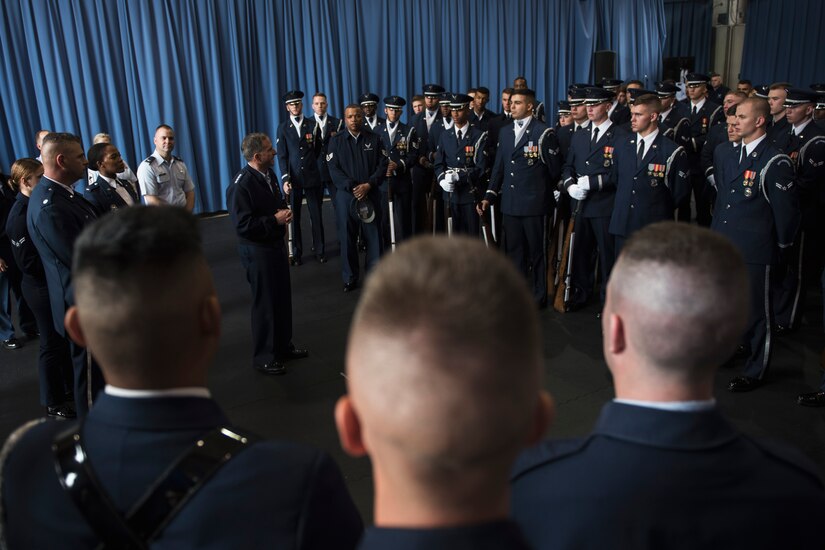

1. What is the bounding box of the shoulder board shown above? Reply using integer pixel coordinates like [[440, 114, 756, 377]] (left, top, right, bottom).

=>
[[143, 156, 156, 164], [173, 156, 183, 162]]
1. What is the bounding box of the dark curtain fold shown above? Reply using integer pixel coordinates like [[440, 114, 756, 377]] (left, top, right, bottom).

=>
[[0, 0, 665, 213], [740, 0, 825, 87], [663, 0, 711, 74]]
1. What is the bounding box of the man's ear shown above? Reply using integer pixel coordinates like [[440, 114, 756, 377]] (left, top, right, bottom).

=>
[[334, 396, 368, 457], [607, 312, 626, 356], [64, 306, 87, 347]]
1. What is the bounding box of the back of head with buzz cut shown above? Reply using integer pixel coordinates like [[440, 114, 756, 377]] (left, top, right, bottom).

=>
[[346, 236, 543, 484], [608, 222, 748, 380]]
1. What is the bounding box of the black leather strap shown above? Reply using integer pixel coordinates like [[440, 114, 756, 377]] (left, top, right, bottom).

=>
[[53, 424, 259, 549]]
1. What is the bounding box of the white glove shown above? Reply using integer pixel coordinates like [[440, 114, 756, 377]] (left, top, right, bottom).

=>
[[576, 175, 589, 187], [553, 190, 561, 202], [567, 184, 588, 201], [440, 176, 456, 193]]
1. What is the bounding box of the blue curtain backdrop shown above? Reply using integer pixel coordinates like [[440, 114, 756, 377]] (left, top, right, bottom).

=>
[[740, 0, 825, 87], [662, 0, 711, 74], [0, 0, 666, 213]]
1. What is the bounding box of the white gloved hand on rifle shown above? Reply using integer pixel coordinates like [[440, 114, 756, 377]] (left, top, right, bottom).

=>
[[440, 170, 457, 193], [567, 183, 588, 201]]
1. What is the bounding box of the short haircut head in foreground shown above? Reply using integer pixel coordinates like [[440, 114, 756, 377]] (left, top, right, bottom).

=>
[[604, 223, 747, 392], [337, 236, 552, 522], [65, 207, 221, 389]]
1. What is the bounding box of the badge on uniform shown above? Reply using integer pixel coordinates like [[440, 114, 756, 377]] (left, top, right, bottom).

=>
[[701, 117, 708, 133], [305, 133, 314, 144], [789, 151, 799, 165], [743, 169, 756, 197], [647, 163, 665, 186], [465, 145, 475, 161], [397, 137, 407, 153], [603, 146, 614, 167]]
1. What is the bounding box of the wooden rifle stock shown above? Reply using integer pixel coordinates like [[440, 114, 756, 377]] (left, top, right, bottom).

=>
[[553, 204, 580, 313]]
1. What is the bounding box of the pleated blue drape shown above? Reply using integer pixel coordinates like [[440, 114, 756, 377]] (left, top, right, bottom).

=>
[[0, 0, 666, 213]]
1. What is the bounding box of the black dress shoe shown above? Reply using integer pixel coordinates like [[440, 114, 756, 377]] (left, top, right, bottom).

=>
[[728, 376, 762, 392], [2, 338, 22, 350], [283, 347, 308, 361], [317, 255, 327, 264], [254, 362, 287, 375], [343, 281, 358, 293], [47, 404, 77, 419], [798, 391, 825, 407]]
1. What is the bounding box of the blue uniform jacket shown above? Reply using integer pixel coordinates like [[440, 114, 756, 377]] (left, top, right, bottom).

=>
[[84, 176, 139, 214], [686, 100, 724, 168], [710, 138, 800, 264], [226, 165, 289, 248], [511, 402, 825, 550], [26, 177, 97, 335], [316, 114, 343, 182], [1, 394, 364, 549], [326, 129, 387, 199], [660, 102, 692, 150], [410, 110, 442, 163], [700, 121, 729, 182], [609, 132, 688, 237], [276, 117, 323, 189], [378, 121, 419, 195], [434, 124, 489, 204], [562, 123, 629, 218], [486, 118, 561, 216], [771, 121, 825, 228], [5, 193, 46, 283]]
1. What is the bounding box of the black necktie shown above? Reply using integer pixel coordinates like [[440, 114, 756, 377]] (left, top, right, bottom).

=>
[[456, 129, 463, 141], [739, 146, 746, 165], [591, 127, 600, 146], [691, 105, 697, 116], [637, 140, 645, 166]]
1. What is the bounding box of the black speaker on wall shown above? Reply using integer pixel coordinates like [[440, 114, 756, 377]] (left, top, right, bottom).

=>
[[594, 50, 616, 83]]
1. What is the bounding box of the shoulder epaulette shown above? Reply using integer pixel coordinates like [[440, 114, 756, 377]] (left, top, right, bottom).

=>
[[143, 156, 156, 164]]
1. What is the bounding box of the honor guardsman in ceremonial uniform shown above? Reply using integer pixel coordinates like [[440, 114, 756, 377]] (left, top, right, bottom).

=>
[[711, 98, 799, 393], [609, 93, 688, 254], [313, 92, 343, 209], [378, 95, 419, 246], [327, 104, 387, 292], [276, 90, 325, 265], [360, 93, 385, 132], [480, 88, 560, 307], [435, 93, 489, 237], [656, 81, 691, 150], [562, 87, 629, 309], [679, 73, 724, 226], [410, 84, 445, 234], [772, 89, 825, 337], [470, 86, 495, 131], [227, 133, 307, 376], [766, 84, 791, 145]]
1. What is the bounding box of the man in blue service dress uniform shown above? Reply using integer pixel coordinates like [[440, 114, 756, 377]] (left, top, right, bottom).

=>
[[313, 91, 342, 210], [327, 104, 387, 292], [480, 88, 560, 307], [562, 86, 629, 309], [276, 90, 325, 265], [0, 207, 364, 549], [510, 222, 825, 550], [710, 98, 800, 393], [227, 133, 308, 376], [378, 95, 419, 247], [26, 133, 102, 416], [609, 93, 689, 254], [337, 237, 550, 550], [435, 93, 489, 237]]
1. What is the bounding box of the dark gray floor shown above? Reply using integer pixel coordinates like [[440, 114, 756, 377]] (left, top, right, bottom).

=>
[[2, 201, 824, 523]]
